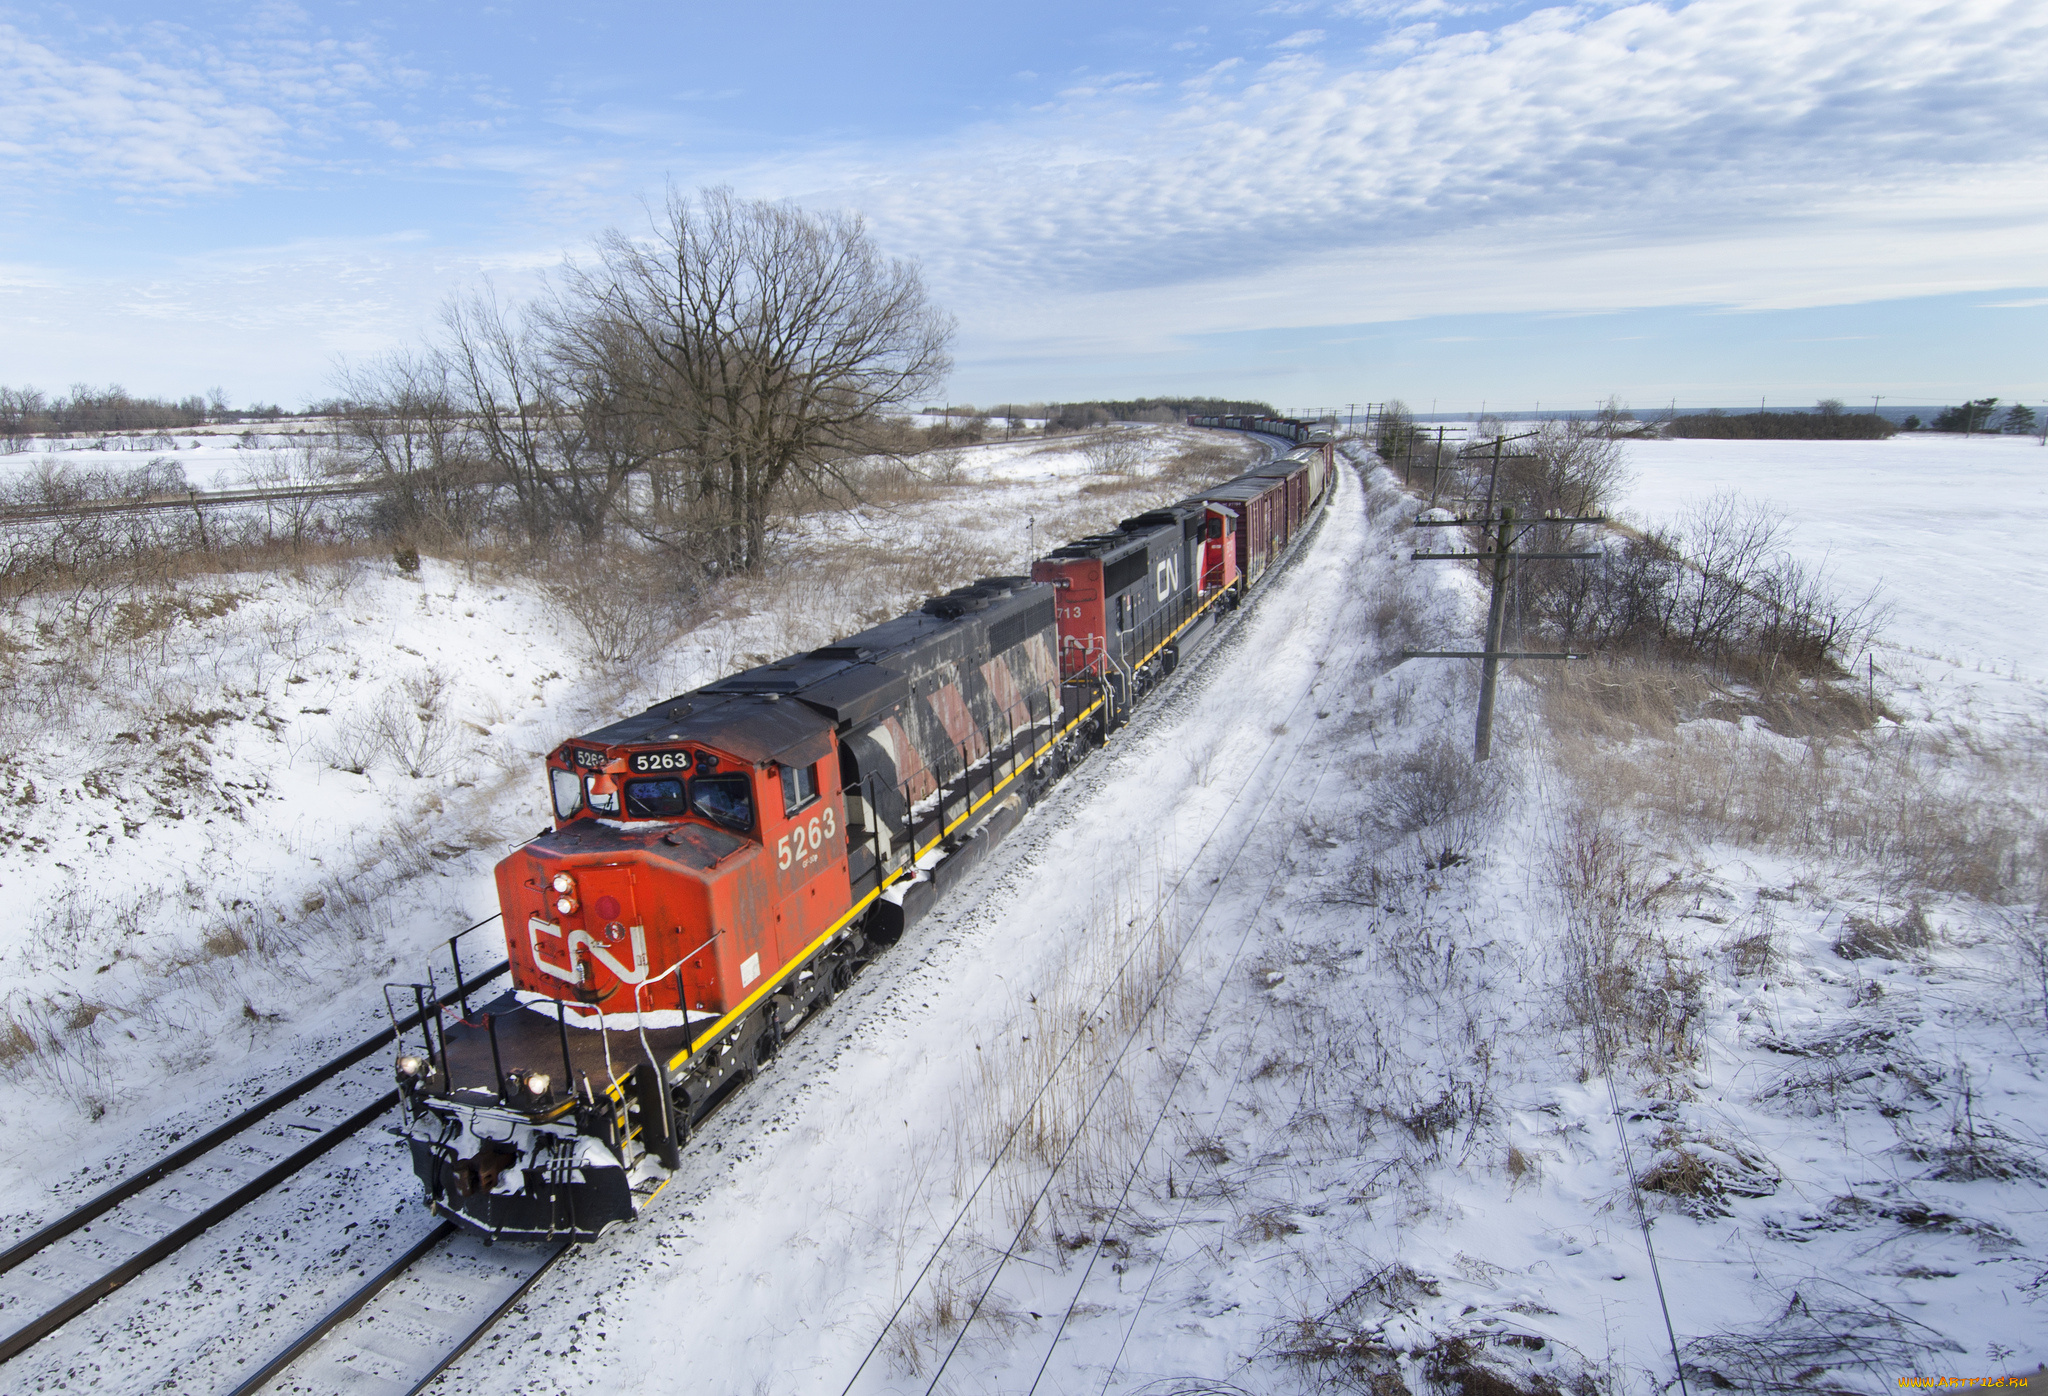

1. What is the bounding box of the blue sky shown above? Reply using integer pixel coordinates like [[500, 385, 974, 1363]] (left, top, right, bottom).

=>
[[3, 0, 2044, 412]]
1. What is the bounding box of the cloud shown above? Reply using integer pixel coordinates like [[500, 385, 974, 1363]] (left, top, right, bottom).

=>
[[5, 0, 2043, 403], [0, 23, 289, 192], [772, 0, 2048, 360], [0, 17, 414, 196]]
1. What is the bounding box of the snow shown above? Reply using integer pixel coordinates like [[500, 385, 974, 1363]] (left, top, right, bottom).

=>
[[0, 428, 334, 492], [1615, 432, 2048, 682], [4, 426, 2043, 1392]]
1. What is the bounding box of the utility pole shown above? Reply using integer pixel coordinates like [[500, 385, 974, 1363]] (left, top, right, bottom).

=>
[[1473, 509, 1515, 760], [1405, 506, 1604, 760], [1870, 393, 1884, 419], [1471, 429, 1541, 534]]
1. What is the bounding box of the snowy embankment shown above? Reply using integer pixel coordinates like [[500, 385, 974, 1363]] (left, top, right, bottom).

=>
[[4, 428, 2041, 1393]]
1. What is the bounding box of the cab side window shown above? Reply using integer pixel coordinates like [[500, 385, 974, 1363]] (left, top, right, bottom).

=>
[[781, 761, 819, 816], [693, 775, 754, 831]]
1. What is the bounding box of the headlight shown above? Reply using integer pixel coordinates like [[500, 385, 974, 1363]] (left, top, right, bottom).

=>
[[555, 895, 578, 916], [395, 1054, 426, 1078], [523, 1071, 551, 1099], [551, 873, 576, 894]]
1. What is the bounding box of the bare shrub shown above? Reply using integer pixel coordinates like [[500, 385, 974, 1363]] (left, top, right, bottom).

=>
[[1513, 489, 1890, 707], [1832, 902, 1934, 960], [318, 704, 382, 775], [1081, 429, 1146, 478], [1494, 418, 1633, 520], [544, 557, 685, 667], [1682, 1278, 1961, 1391], [1637, 1125, 1779, 1217], [314, 668, 459, 778], [1364, 737, 1511, 864]]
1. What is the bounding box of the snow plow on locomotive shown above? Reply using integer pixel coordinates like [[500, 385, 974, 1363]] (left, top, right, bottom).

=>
[[386, 421, 1335, 1241]]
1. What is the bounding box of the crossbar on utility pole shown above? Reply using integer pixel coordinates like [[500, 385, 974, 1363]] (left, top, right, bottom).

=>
[[1402, 503, 1609, 760], [1413, 551, 1601, 561]]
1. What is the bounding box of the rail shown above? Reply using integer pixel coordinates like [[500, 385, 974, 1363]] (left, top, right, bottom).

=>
[[220, 1222, 568, 1396], [0, 922, 506, 1370]]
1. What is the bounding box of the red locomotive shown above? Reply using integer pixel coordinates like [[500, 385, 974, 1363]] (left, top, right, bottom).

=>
[[391, 422, 1334, 1240]]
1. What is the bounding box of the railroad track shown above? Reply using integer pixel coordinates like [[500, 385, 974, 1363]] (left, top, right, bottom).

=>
[[0, 931, 507, 1375], [221, 1223, 566, 1396]]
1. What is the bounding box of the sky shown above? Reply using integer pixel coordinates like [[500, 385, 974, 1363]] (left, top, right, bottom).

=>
[[2, 0, 2044, 414]]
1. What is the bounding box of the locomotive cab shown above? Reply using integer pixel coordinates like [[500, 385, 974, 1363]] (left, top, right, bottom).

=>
[[1198, 506, 1239, 594], [399, 702, 861, 1240]]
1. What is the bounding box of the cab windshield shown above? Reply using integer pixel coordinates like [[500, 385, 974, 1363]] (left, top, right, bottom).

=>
[[623, 777, 689, 818]]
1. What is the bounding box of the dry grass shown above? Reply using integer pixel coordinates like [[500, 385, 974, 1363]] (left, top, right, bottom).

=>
[[1547, 689, 2047, 904], [1271, 1262, 1609, 1396], [1832, 903, 1934, 960], [1546, 811, 1703, 1083], [955, 870, 1183, 1236], [1636, 1124, 1780, 1217]]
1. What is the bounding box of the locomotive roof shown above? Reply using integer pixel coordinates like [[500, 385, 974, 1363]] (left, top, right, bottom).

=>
[[1047, 528, 1154, 562], [579, 579, 1055, 759]]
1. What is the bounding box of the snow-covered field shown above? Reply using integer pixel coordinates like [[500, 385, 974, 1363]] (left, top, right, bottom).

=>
[[0, 427, 332, 494], [2, 427, 2042, 1393], [1616, 432, 2048, 683]]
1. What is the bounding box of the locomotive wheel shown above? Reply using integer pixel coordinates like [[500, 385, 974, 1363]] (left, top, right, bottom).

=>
[[831, 961, 854, 996], [754, 1019, 780, 1068]]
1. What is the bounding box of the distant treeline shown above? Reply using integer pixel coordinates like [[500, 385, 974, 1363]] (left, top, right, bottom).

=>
[[1, 384, 288, 440], [976, 397, 1278, 431], [1668, 408, 1896, 441]]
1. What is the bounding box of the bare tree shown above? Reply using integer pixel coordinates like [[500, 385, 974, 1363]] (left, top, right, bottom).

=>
[[441, 289, 650, 548], [331, 352, 493, 546], [549, 185, 953, 574]]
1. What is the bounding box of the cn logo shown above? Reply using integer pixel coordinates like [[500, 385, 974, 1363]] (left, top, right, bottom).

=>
[[1154, 556, 1180, 601]]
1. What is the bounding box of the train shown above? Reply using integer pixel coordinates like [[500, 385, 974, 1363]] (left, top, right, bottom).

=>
[[388, 418, 1336, 1241]]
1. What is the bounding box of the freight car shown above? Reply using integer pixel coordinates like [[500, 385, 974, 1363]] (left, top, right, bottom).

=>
[[389, 423, 1335, 1240]]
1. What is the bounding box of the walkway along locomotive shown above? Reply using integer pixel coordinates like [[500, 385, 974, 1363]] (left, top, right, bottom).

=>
[[388, 423, 1335, 1240]]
